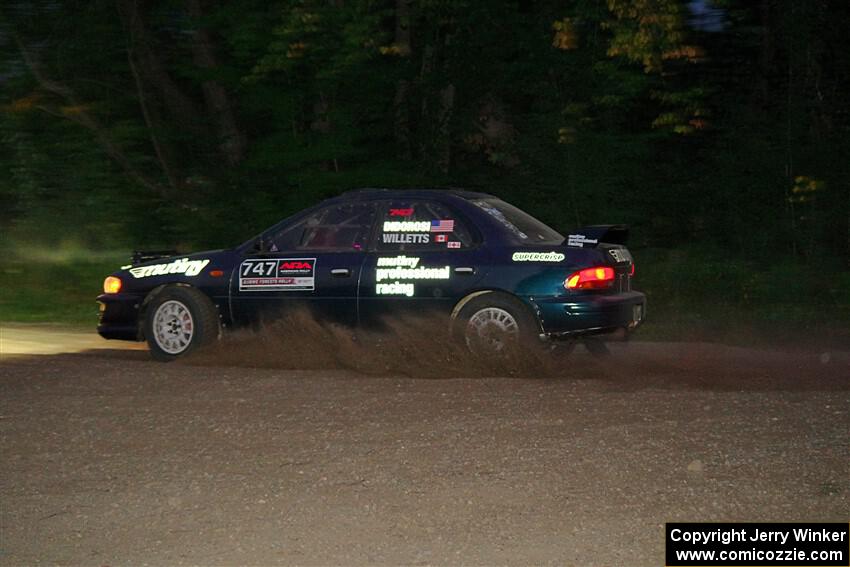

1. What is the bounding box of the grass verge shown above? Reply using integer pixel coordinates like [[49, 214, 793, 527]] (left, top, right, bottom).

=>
[[0, 253, 129, 326]]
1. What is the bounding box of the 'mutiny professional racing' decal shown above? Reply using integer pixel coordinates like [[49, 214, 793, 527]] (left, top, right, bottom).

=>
[[511, 251, 565, 262], [375, 256, 450, 297], [129, 258, 210, 278], [239, 258, 316, 291], [566, 234, 598, 247]]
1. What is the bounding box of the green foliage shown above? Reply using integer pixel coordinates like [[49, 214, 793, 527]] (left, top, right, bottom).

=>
[[1, 0, 849, 335], [0, 254, 129, 324], [636, 247, 850, 345], [605, 0, 690, 72]]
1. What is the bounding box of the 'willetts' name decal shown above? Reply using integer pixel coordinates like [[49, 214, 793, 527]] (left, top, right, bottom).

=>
[[383, 233, 430, 244], [129, 258, 210, 278]]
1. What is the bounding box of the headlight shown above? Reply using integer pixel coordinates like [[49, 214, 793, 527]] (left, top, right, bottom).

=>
[[103, 276, 122, 294]]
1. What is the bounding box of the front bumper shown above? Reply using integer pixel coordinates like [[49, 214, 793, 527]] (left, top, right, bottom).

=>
[[96, 293, 144, 341], [531, 290, 646, 337]]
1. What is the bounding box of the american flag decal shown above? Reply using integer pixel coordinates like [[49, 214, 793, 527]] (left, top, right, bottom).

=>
[[430, 220, 455, 233]]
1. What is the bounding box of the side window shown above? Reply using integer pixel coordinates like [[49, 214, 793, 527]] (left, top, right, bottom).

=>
[[269, 202, 375, 252], [376, 200, 475, 251]]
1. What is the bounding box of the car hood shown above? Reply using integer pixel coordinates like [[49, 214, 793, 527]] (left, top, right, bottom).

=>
[[110, 249, 235, 290]]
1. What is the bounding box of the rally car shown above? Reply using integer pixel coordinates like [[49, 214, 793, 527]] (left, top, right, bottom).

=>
[[97, 189, 645, 360]]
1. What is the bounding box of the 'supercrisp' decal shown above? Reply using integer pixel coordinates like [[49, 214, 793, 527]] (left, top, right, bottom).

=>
[[511, 251, 565, 262], [239, 258, 316, 291], [129, 258, 210, 278]]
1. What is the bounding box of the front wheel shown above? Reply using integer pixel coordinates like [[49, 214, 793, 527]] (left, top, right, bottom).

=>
[[144, 287, 219, 361]]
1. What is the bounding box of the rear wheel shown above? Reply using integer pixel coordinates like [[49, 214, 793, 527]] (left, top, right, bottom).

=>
[[144, 287, 219, 361], [454, 293, 539, 356]]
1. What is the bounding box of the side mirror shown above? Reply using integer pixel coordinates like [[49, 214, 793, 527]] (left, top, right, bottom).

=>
[[252, 236, 280, 254]]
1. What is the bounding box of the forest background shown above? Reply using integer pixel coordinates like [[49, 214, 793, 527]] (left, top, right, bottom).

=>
[[2, 0, 848, 344]]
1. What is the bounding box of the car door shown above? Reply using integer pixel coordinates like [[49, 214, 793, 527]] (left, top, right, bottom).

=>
[[358, 199, 490, 326], [231, 200, 377, 326]]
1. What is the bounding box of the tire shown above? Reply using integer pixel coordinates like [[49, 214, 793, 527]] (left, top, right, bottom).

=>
[[453, 293, 540, 356], [144, 286, 220, 362]]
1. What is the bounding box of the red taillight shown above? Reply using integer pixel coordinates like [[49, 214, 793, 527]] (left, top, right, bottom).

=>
[[629, 263, 635, 276], [103, 276, 122, 294], [565, 266, 615, 290]]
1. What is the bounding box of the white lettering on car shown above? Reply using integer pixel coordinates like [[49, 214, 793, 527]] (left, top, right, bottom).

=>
[[129, 258, 210, 278], [511, 251, 565, 262], [374, 256, 451, 297], [566, 234, 598, 247], [382, 221, 432, 232]]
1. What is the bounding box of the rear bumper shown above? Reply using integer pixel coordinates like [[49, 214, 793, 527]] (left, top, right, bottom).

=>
[[96, 293, 143, 341], [530, 291, 646, 337]]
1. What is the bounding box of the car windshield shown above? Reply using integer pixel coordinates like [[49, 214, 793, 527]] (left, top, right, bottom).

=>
[[471, 198, 563, 244]]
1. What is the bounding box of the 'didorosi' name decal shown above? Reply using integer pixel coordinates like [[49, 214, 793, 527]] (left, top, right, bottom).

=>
[[129, 258, 210, 278], [511, 251, 565, 262], [383, 221, 431, 232]]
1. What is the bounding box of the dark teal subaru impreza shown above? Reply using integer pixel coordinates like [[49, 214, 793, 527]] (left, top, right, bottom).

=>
[[97, 189, 645, 360]]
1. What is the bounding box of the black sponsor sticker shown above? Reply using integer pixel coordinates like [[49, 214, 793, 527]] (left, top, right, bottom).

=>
[[239, 258, 316, 291], [666, 522, 849, 566]]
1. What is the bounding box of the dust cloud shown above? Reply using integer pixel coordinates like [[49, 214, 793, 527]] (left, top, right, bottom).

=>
[[180, 309, 849, 389], [182, 309, 602, 379]]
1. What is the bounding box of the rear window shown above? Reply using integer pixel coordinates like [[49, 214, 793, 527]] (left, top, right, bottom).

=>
[[471, 199, 563, 244]]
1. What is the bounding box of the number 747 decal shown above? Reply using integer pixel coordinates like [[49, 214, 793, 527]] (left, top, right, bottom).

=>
[[239, 258, 316, 291]]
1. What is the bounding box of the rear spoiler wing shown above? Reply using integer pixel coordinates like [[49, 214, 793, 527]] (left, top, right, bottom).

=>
[[563, 225, 629, 248], [131, 249, 178, 265]]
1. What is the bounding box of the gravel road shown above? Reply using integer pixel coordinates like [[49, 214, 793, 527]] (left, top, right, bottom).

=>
[[1, 326, 848, 566]]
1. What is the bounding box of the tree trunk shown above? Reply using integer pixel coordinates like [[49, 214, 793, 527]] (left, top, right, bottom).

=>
[[15, 34, 171, 198], [392, 0, 412, 159], [117, 0, 205, 137], [436, 83, 455, 174], [760, 0, 774, 102], [185, 0, 246, 167], [118, 0, 187, 195], [126, 46, 181, 194]]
